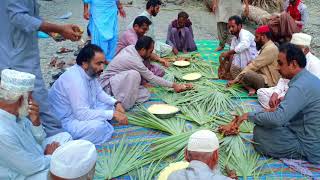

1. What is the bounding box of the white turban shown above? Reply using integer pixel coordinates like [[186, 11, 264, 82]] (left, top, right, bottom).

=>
[[187, 130, 219, 153], [291, 33, 312, 47], [0, 69, 35, 102], [50, 140, 97, 179]]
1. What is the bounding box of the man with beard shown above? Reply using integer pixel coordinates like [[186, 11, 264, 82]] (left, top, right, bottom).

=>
[[100, 36, 192, 110], [0, 69, 72, 179], [219, 15, 258, 80], [227, 25, 280, 96], [117, 16, 168, 87], [48, 44, 128, 145], [166, 11, 197, 55], [219, 43, 320, 164], [284, 0, 308, 29], [212, 0, 249, 52], [128, 0, 173, 57], [0, 0, 82, 138], [257, 33, 320, 110]]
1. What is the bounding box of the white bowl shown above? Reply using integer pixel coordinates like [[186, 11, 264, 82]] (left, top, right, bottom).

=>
[[147, 104, 180, 119], [182, 73, 202, 81], [173, 60, 190, 67]]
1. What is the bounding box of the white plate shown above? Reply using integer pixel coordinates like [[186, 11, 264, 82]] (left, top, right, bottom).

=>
[[147, 104, 180, 115], [182, 73, 202, 81], [173, 60, 190, 67]]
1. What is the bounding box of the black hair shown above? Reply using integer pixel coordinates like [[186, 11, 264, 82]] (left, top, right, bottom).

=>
[[265, 31, 272, 39], [76, 44, 104, 66], [135, 36, 155, 51], [133, 16, 152, 27], [178, 11, 189, 19], [228, 15, 243, 25], [279, 43, 306, 68], [146, 0, 162, 9]]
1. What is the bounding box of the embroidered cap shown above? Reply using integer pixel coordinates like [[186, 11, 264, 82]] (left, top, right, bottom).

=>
[[291, 33, 312, 46], [50, 140, 97, 179], [0, 69, 35, 93], [187, 130, 219, 152]]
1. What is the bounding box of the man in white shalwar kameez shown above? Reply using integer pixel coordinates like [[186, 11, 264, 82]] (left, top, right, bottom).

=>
[[0, 69, 72, 180], [100, 36, 192, 110], [257, 33, 320, 110], [49, 44, 128, 145]]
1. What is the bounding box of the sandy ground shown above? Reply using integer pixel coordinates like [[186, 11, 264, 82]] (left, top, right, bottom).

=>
[[38, 0, 320, 87]]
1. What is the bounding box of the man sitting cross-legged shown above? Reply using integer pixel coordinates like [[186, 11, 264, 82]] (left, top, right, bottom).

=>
[[117, 16, 168, 86], [227, 25, 280, 96], [49, 44, 128, 145], [100, 36, 192, 110], [220, 43, 320, 164], [0, 69, 72, 180], [166, 11, 197, 55]]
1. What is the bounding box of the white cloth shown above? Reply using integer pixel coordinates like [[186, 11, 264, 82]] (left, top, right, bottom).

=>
[[0, 69, 35, 93], [187, 130, 219, 152], [230, 29, 258, 68], [0, 109, 72, 180], [291, 33, 312, 46], [257, 52, 320, 109], [48, 65, 117, 145], [50, 140, 97, 179]]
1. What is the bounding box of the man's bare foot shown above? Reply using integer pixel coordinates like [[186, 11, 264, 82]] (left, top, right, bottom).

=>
[[214, 46, 225, 52], [248, 89, 256, 96], [244, 86, 256, 96]]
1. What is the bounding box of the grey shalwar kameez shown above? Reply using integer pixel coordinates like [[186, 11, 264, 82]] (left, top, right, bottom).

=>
[[100, 45, 173, 110], [248, 69, 320, 164], [215, 0, 242, 47], [0, 0, 63, 136]]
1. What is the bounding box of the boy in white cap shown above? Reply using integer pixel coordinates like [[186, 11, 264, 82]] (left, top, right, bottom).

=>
[[0, 69, 72, 180], [257, 33, 320, 110], [168, 130, 234, 180], [49, 140, 97, 180]]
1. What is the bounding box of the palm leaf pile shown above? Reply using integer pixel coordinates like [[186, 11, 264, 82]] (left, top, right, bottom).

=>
[[127, 105, 186, 135], [96, 56, 274, 179]]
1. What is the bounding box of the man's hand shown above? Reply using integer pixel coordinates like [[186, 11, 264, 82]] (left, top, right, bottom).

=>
[[28, 97, 41, 126], [173, 48, 179, 55], [269, 92, 279, 109], [119, 8, 126, 18], [211, 0, 217, 14], [113, 111, 128, 125], [115, 103, 125, 114], [225, 166, 238, 180], [44, 142, 60, 155], [227, 80, 238, 87], [173, 83, 193, 93], [83, 10, 90, 20], [59, 24, 82, 41], [159, 58, 170, 67]]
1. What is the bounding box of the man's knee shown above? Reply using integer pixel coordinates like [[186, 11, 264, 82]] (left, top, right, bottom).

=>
[[126, 70, 141, 81]]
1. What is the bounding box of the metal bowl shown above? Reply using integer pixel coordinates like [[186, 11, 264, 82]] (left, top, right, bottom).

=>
[[147, 104, 180, 119]]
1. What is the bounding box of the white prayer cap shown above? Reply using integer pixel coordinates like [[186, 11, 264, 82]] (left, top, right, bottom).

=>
[[291, 33, 312, 46], [50, 140, 97, 179], [0, 69, 35, 93], [187, 130, 219, 153]]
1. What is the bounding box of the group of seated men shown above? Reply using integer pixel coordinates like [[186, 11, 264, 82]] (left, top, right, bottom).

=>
[[1, 1, 320, 180]]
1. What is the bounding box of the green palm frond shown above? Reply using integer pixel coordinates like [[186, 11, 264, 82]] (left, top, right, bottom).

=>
[[95, 137, 149, 179], [127, 106, 186, 135]]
